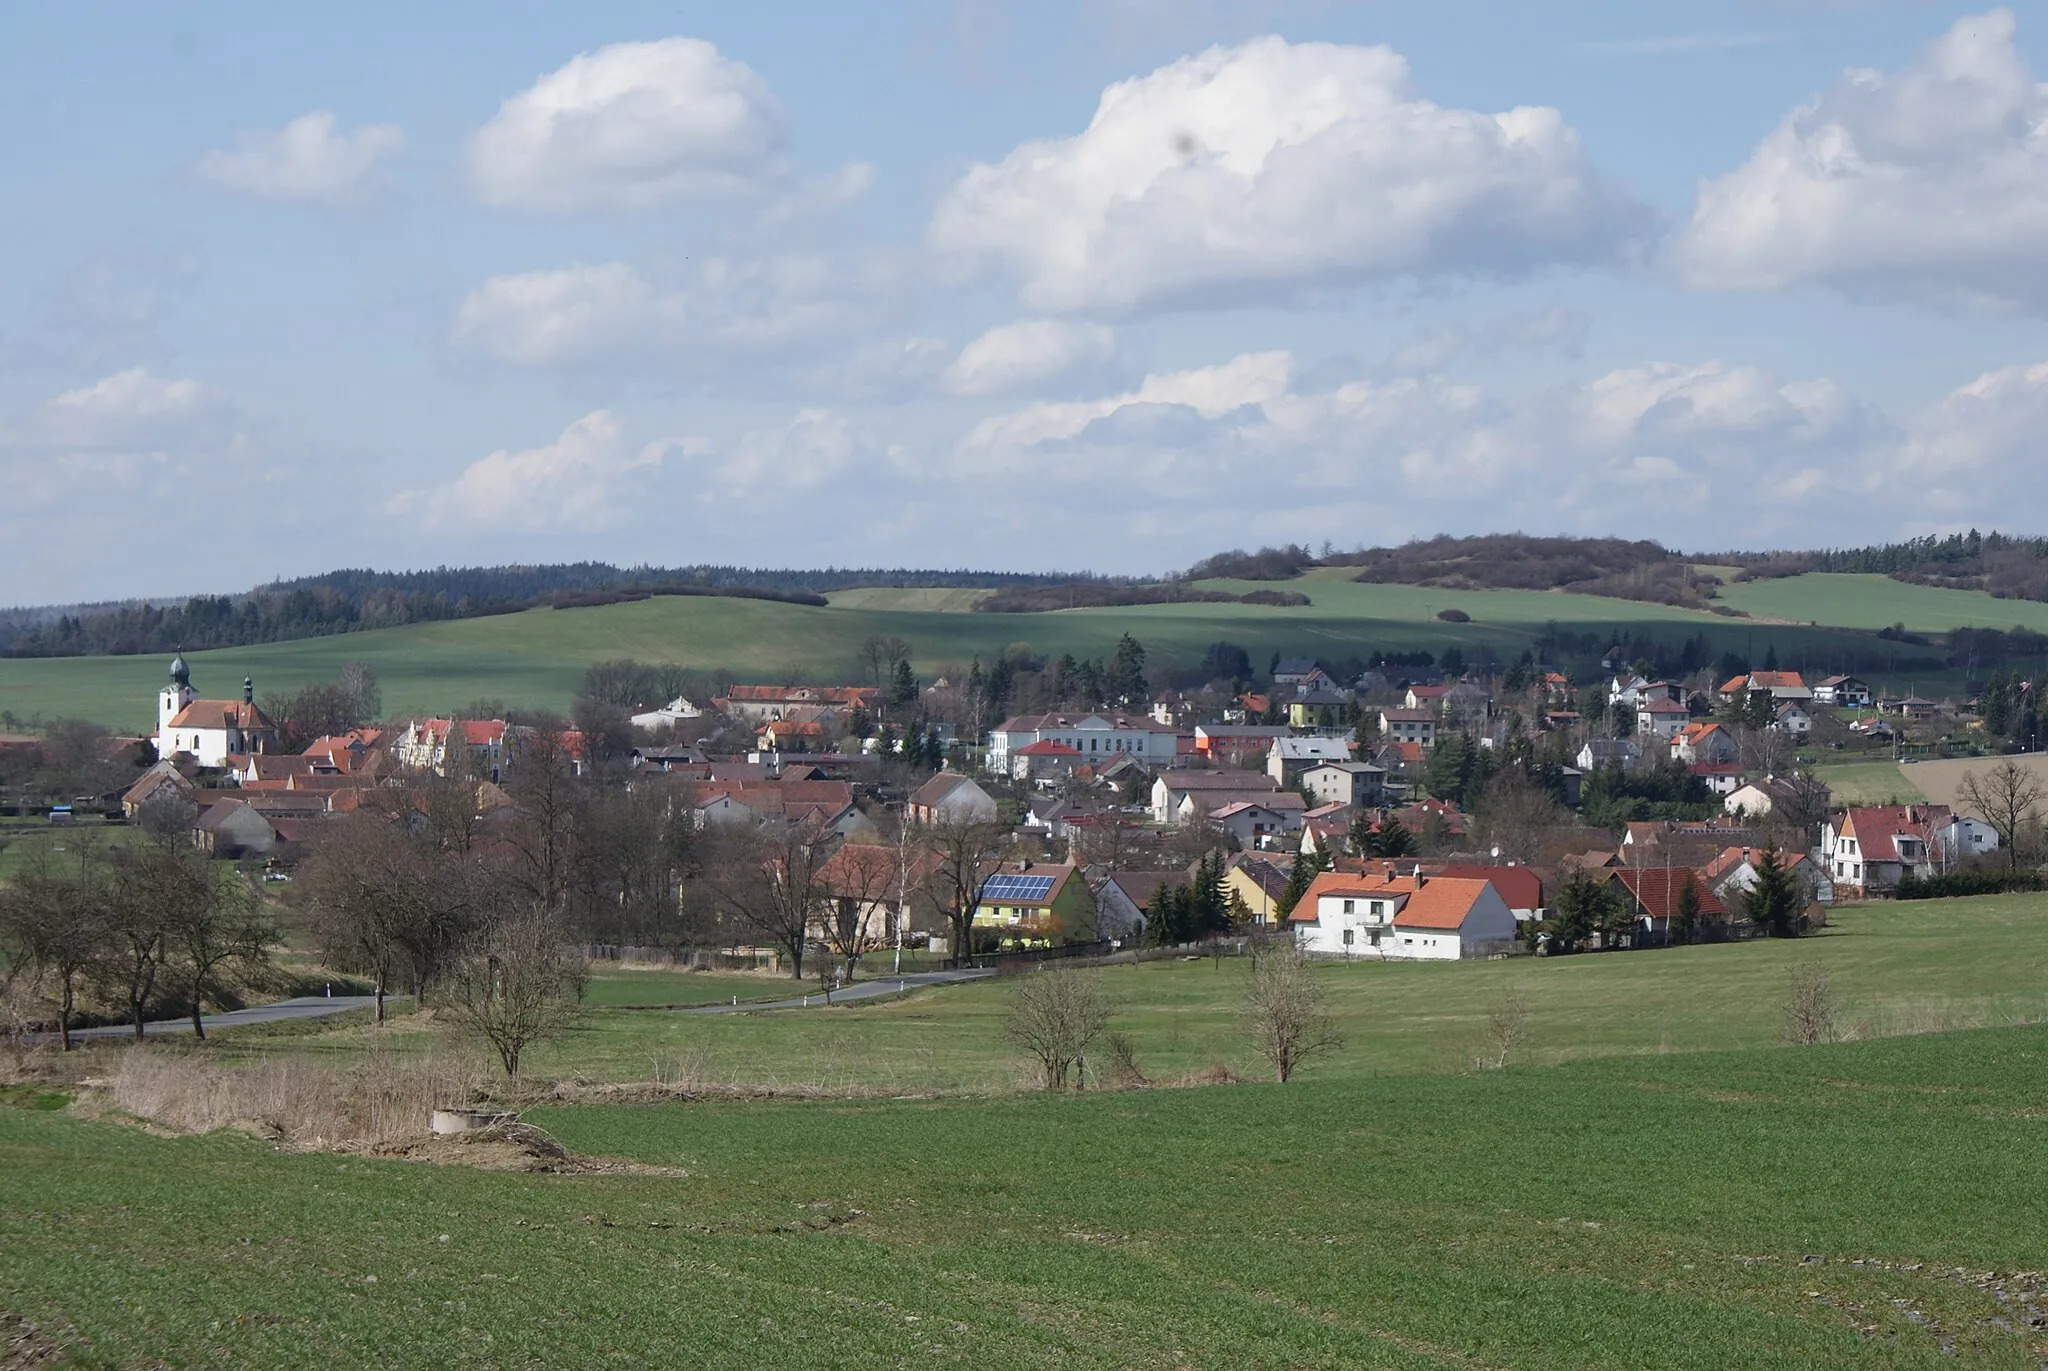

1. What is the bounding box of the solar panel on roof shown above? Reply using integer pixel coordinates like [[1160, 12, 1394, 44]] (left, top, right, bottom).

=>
[[979, 874, 1056, 902]]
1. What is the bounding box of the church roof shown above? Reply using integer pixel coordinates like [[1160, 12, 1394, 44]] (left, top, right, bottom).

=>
[[166, 699, 277, 732]]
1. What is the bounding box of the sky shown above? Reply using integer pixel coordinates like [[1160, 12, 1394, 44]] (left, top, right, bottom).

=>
[[4, 0, 2048, 604]]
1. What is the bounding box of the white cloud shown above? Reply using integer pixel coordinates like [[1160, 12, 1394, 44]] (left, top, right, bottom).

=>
[[942, 319, 1118, 396], [449, 256, 900, 373], [959, 350, 1292, 458], [387, 411, 667, 530], [1888, 360, 2048, 522], [928, 36, 1652, 314], [25, 367, 231, 450], [1675, 9, 2048, 308], [190, 111, 403, 209], [467, 38, 787, 212]]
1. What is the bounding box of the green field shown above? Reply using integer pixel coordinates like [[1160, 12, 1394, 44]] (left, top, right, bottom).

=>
[[0, 570, 1943, 732], [8, 1025, 2048, 1367], [1810, 759, 1928, 807], [1716, 572, 2048, 636]]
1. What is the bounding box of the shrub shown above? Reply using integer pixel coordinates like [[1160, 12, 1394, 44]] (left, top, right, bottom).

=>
[[1435, 608, 1471, 623]]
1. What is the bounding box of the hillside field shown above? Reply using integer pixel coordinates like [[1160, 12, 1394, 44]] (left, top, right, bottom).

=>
[[0, 570, 1975, 732], [1716, 572, 2048, 637]]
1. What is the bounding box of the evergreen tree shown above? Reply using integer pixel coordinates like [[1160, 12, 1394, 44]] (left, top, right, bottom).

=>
[[1347, 809, 1376, 857], [1145, 884, 1191, 946], [1369, 815, 1415, 858], [1190, 851, 1230, 938], [1050, 654, 1078, 705], [1670, 871, 1702, 945], [1982, 669, 2012, 736], [1426, 732, 1476, 806], [1743, 688, 1777, 732], [845, 706, 873, 741], [1744, 847, 1803, 938], [889, 657, 917, 707], [1107, 634, 1148, 705], [1546, 872, 1616, 954], [1762, 644, 1779, 672], [1277, 851, 1318, 917]]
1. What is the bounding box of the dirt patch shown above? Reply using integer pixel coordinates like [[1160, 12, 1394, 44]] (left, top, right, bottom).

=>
[[364, 1122, 688, 1178], [1903, 753, 2048, 817], [0, 1313, 68, 1371]]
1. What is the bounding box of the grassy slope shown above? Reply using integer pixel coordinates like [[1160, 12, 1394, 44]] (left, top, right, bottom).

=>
[[1716, 572, 2048, 636], [0, 569, 1907, 732], [7, 1026, 2048, 1367], [1810, 760, 1929, 807], [199, 896, 2048, 1093]]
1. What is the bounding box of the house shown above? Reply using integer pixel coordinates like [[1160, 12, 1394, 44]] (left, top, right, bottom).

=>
[[191, 798, 286, 859], [153, 656, 280, 768], [1770, 702, 1814, 736], [1210, 798, 1306, 849], [1612, 678, 1686, 710], [1434, 865, 1545, 923], [1301, 761, 1386, 809], [972, 862, 1095, 943], [1287, 690, 1354, 730], [1267, 736, 1353, 786], [721, 685, 878, 724], [1822, 805, 1949, 897], [1404, 683, 1453, 712], [1392, 796, 1469, 842], [1634, 697, 1691, 741], [1576, 738, 1641, 772], [1298, 804, 1350, 856], [392, 718, 510, 779], [1670, 722, 1738, 766], [1009, 738, 1083, 782], [1814, 676, 1873, 708], [1701, 846, 1831, 909], [629, 695, 704, 730], [1380, 708, 1438, 747], [1441, 682, 1492, 726], [1724, 775, 1826, 820], [1290, 872, 1515, 960], [758, 719, 825, 753], [1542, 671, 1573, 702], [121, 761, 195, 820], [1148, 693, 1199, 729], [1272, 658, 1322, 688], [1687, 763, 1748, 797], [1884, 696, 1939, 721], [987, 712, 1179, 772], [1609, 868, 1725, 943], [1193, 724, 1292, 759], [1934, 814, 2002, 862], [1222, 853, 1293, 926], [1720, 671, 1811, 703], [908, 772, 999, 826], [813, 843, 944, 951], [1092, 870, 1187, 941], [1151, 771, 1281, 825]]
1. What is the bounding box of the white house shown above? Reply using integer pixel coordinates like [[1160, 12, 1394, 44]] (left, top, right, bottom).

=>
[[1267, 736, 1353, 786], [1814, 676, 1873, 708], [1209, 799, 1305, 849], [1577, 739, 1641, 772], [1151, 771, 1281, 825], [1771, 702, 1814, 736], [907, 772, 999, 826], [1822, 805, 1950, 896], [629, 696, 703, 730], [986, 711, 1178, 773], [1380, 708, 1437, 747], [1289, 872, 1515, 961], [1934, 815, 2001, 863], [1634, 697, 1691, 741], [1301, 761, 1385, 809], [153, 656, 279, 769], [1671, 722, 1738, 766]]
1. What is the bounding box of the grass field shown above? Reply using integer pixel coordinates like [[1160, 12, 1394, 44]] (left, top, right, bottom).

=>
[[0, 816, 146, 882], [0, 569, 1939, 732], [1811, 759, 1929, 807], [7, 1024, 2048, 1367], [1716, 572, 2048, 637], [172, 895, 2048, 1094]]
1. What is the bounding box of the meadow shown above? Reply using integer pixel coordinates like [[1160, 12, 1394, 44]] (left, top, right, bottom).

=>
[[1715, 571, 2048, 637], [0, 569, 1951, 731], [6, 1025, 2048, 1367]]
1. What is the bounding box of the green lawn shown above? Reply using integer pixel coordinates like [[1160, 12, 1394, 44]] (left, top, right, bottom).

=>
[[7, 1024, 2048, 1367], [0, 817, 147, 882], [0, 568, 1915, 732], [1811, 759, 1929, 807], [577, 967, 803, 1009]]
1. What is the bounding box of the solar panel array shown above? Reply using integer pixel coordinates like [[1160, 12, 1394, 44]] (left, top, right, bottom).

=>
[[980, 874, 1056, 903]]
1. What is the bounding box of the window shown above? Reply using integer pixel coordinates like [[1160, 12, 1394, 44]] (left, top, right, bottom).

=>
[[1342, 899, 1354, 914], [1342, 929, 1354, 947]]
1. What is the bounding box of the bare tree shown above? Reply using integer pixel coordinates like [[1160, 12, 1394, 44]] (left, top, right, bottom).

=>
[[1475, 771, 1571, 865], [1244, 944, 1342, 1083], [856, 635, 912, 690], [338, 660, 382, 724], [1005, 966, 1113, 1089], [1781, 961, 1835, 1045], [700, 820, 834, 979], [1957, 758, 2046, 871], [0, 845, 111, 1051], [135, 790, 200, 846], [101, 847, 186, 1040], [440, 906, 588, 1077], [924, 813, 1007, 966], [166, 867, 277, 1040], [814, 843, 902, 982], [1481, 986, 1532, 1069]]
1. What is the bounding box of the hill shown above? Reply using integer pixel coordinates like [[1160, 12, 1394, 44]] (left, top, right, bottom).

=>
[[0, 569, 1936, 731]]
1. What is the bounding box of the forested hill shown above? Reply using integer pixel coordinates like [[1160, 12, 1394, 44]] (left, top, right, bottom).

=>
[[0, 563, 1099, 658]]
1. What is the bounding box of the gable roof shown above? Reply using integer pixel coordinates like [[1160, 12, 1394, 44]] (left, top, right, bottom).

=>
[[1016, 739, 1082, 756], [1435, 865, 1543, 913], [165, 699, 277, 732], [1612, 868, 1725, 919], [1162, 770, 1281, 792], [909, 772, 973, 808], [1838, 805, 1950, 863], [1390, 877, 1495, 930]]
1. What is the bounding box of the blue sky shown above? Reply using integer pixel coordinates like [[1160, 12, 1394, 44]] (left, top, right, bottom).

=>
[[4, 1, 2047, 604]]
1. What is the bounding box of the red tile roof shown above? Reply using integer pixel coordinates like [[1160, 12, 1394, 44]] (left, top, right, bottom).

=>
[[1390, 877, 1494, 931], [1435, 865, 1543, 913], [1612, 868, 1724, 920]]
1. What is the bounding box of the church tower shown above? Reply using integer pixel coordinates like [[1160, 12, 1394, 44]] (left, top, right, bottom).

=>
[[158, 652, 196, 740]]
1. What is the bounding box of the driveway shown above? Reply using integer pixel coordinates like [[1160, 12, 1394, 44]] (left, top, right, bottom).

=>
[[54, 995, 386, 1041], [678, 967, 996, 1014]]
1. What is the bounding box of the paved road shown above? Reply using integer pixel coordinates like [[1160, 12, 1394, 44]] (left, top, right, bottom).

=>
[[54, 995, 387, 1041], [679, 967, 996, 1014]]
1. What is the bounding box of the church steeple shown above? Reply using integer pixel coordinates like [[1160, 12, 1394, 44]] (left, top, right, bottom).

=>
[[169, 650, 190, 688]]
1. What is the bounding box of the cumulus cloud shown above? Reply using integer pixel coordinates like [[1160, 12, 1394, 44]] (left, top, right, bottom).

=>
[[1675, 9, 2048, 308], [467, 38, 788, 212], [449, 256, 901, 373], [190, 111, 404, 208], [19, 367, 233, 451], [942, 319, 1119, 396], [387, 411, 667, 530], [928, 36, 1652, 314]]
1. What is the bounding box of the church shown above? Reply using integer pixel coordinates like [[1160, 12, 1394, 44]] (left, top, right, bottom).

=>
[[154, 653, 280, 768]]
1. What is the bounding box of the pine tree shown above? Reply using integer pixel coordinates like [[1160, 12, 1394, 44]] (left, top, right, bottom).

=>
[[1370, 816, 1415, 858], [1107, 635, 1148, 705], [889, 657, 916, 708], [1277, 852, 1317, 917], [1744, 847, 1803, 938], [1191, 851, 1229, 937], [1426, 731, 1475, 806], [1762, 644, 1779, 672], [1671, 872, 1702, 945], [1347, 809, 1376, 857]]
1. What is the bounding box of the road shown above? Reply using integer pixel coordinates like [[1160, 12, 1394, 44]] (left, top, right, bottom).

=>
[[678, 967, 996, 1014], [55, 995, 386, 1041]]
